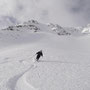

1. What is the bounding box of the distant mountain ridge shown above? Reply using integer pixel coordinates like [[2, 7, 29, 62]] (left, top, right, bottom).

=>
[[1, 19, 90, 36]]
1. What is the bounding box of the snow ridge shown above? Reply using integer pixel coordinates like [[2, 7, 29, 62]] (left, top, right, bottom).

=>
[[1, 19, 89, 36]]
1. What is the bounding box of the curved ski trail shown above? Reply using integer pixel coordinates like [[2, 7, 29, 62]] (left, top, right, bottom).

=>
[[14, 61, 38, 90]]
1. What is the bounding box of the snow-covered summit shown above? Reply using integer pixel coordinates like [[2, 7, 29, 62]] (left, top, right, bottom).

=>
[[23, 19, 39, 25], [2, 20, 88, 36], [82, 24, 90, 34], [3, 20, 40, 32], [47, 23, 71, 35]]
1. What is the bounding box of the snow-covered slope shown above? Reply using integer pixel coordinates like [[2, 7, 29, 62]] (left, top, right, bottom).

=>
[[0, 20, 90, 90], [82, 24, 90, 34]]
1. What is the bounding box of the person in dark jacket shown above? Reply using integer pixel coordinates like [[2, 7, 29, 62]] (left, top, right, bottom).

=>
[[36, 50, 43, 61]]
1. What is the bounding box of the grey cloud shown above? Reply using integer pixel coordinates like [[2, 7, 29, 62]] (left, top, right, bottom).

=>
[[67, 0, 90, 25], [0, 15, 18, 29], [0, 0, 90, 28]]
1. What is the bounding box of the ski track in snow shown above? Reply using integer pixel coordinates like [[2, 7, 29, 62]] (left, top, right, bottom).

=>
[[0, 46, 36, 90], [4, 59, 80, 90], [0, 55, 90, 90], [0, 60, 34, 90], [1, 54, 37, 90], [0, 54, 90, 90], [15, 64, 38, 90], [7, 64, 35, 90], [0, 49, 90, 90]]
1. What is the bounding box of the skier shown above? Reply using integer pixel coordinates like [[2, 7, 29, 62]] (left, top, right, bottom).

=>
[[36, 50, 43, 62]]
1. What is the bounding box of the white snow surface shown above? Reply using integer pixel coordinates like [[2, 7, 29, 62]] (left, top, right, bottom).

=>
[[0, 20, 90, 90]]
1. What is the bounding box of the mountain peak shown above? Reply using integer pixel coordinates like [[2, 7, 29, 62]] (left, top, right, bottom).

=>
[[23, 20, 39, 25], [2, 20, 90, 36]]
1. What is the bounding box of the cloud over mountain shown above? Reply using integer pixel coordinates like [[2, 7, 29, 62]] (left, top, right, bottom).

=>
[[0, 0, 90, 28]]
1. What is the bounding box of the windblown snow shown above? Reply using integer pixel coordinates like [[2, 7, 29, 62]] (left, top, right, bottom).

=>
[[0, 20, 90, 90]]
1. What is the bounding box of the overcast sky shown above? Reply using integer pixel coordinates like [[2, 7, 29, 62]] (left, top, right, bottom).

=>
[[0, 0, 90, 28]]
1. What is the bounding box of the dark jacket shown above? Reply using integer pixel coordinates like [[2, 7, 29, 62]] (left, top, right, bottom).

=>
[[36, 51, 43, 60]]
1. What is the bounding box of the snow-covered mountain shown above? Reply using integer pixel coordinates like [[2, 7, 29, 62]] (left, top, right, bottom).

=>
[[0, 20, 90, 90], [1, 20, 85, 35], [82, 24, 90, 34]]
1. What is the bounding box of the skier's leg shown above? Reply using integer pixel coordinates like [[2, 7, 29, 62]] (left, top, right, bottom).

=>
[[36, 55, 40, 62]]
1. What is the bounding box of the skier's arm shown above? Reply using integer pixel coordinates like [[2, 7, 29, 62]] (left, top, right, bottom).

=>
[[36, 52, 39, 55]]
